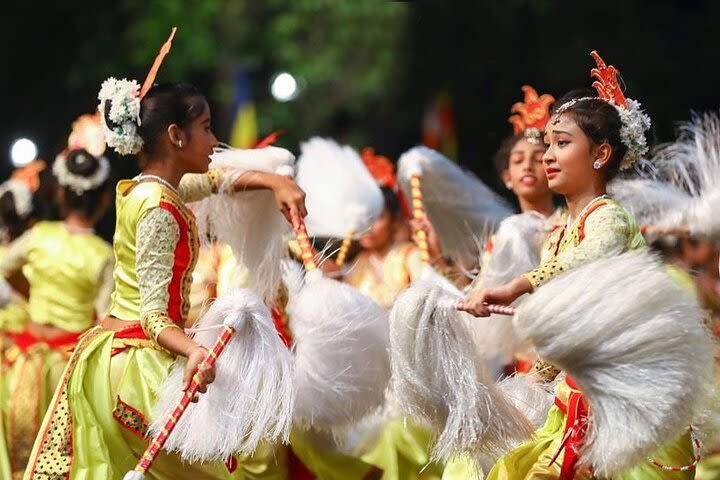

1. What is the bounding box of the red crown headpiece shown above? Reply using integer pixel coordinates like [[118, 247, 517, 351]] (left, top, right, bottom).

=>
[[508, 85, 555, 135], [361, 147, 397, 189], [590, 50, 627, 109]]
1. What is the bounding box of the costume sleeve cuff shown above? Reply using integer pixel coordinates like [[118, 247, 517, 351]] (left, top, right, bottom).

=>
[[523, 259, 566, 290], [141, 311, 181, 343]]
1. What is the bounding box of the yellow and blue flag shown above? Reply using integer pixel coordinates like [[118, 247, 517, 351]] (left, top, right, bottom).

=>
[[229, 68, 258, 149]]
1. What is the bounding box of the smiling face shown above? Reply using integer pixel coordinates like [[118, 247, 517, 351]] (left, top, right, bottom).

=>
[[542, 113, 610, 196], [502, 137, 550, 202]]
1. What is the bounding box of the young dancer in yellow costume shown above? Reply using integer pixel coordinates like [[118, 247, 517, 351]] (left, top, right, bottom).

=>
[[0, 163, 47, 479], [23, 65, 307, 480], [0, 165, 44, 351], [477, 86, 564, 375], [459, 52, 696, 480], [0, 149, 113, 479]]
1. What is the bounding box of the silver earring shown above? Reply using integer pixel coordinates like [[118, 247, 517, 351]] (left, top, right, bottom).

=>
[[177, 140, 184, 148], [505, 182, 513, 190], [593, 160, 601, 170]]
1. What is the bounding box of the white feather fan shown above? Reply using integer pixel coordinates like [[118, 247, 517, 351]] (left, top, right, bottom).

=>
[[608, 177, 693, 233], [288, 266, 391, 430], [189, 145, 294, 302], [513, 250, 713, 477], [389, 280, 534, 463], [296, 137, 383, 238], [149, 289, 295, 462], [397, 146, 513, 266]]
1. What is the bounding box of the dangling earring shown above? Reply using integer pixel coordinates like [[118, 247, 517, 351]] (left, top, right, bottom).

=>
[[593, 160, 601, 170], [505, 182, 513, 190]]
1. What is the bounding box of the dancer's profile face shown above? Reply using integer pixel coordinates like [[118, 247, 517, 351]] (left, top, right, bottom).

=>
[[175, 101, 219, 174], [502, 137, 550, 202], [542, 113, 601, 195]]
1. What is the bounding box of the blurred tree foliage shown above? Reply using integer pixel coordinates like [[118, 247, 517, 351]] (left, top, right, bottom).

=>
[[65, 0, 408, 149]]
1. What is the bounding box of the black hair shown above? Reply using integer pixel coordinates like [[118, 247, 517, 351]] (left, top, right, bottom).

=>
[[102, 82, 207, 164], [492, 133, 525, 175], [551, 88, 628, 181], [0, 190, 28, 241], [58, 149, 112, 219], [32, 167, 59, 222], [381, 186, 402, 219]]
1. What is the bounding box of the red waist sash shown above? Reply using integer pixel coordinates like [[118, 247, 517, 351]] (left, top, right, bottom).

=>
[[552, 376, 589, 480], [7, 329, 82, 353]]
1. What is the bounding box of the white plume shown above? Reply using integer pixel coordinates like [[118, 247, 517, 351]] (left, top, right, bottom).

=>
[[644, 111, 720, 238], [513, 250, 713, 476], [397, 146, 513, 266], [289, 269, 391, 430], [189, 145, 294, 302], [296, 137, 383, 238], [389, 280, 533, 463], [150, 289, 295, 462]]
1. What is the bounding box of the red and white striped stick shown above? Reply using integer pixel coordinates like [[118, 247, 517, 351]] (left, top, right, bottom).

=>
[[486, 304, 516, 316], [125, 325, 235, 479]]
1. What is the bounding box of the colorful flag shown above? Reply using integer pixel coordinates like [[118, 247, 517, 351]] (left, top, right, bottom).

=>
[[229, 68, 258, 149]]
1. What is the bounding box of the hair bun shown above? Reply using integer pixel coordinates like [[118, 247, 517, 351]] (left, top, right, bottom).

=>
[[66, 149, 100, 178]]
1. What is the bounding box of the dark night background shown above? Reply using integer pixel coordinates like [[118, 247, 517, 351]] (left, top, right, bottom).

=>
[[1, 0, 719, 239]]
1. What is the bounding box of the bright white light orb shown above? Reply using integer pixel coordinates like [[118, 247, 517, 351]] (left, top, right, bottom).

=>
[[10, 138, 37, 167], [270, 72, 299, 102]]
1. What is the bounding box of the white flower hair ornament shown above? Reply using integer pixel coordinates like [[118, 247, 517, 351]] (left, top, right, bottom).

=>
[[555, 50, 651, 171], [53, 151, 111, 195], [98, 78, 143, 155], [97, 27, 177, 156]]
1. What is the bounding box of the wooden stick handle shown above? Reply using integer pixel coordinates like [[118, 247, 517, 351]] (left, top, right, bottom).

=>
[[409, 173, 431, 264], [131, 325, 235, 475], [335, 227, 355, 266]]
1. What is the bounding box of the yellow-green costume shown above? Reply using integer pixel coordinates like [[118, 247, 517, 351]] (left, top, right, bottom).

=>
[[487, 197, 695, 480], [0, 221, 112, 479], [23, 174, 245, 479]]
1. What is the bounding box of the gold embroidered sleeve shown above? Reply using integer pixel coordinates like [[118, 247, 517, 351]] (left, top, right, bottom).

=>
[[136, 208, 180, 340], [141, 310, 181, 342], [523, 205, 633, 290], [530, 358, 561, 383], [177, 170, 222, 202]]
